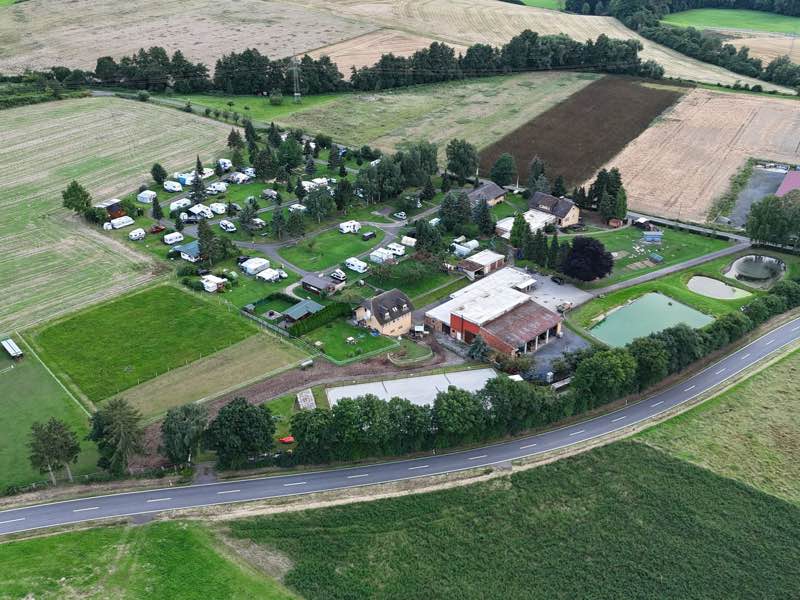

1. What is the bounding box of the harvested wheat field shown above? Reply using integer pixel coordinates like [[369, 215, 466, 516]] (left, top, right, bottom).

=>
[[479, 77, 684, 187], [727, 33, 800, 64], [594, 89, 800, 223], [0, 0, 375, 72], [308, 29, 469, 76], [0, 97, 231, 333], [297, 0, 791, 91]]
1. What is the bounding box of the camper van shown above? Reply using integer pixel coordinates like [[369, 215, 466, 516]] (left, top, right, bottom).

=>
[[128, 228, 146, 241], [163, 181, 183, 193], [109, 216, 134, 229], [163, 232, 184, 245], [209, 202, 227, 215], [188, 204, 214, 219], [137, 190, 157, 204], [288, 203, 307, 213], [219, 220, 237, 233], [330, 268, 347, 282], [256, 268, 281, 283], [338, 220, 362, 234], [207, 182, 228, 195], [345, 257, 369, 274], [386, 242, 405, 257], [169, 198, 192, 213], [218, 158, 232, 172], [369, 248, 395, 264]]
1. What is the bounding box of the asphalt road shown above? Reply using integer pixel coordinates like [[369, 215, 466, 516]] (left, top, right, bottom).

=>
[[2, 316, 798, 537]]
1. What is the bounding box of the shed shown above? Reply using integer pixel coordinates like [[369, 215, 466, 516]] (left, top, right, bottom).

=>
[[1, 338, 23, 359], [284, 299, 324, 322], [240, 257, 270, 276], [174, 240, 201, 262], [301, 273, 342, 295]]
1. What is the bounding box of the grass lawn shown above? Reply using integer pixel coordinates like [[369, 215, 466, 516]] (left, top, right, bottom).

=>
[[212, 257, 301, 309], [639, 347, 800, 506], [490, 194, 527, 220], [522, 0, 564, 8], [366, 260, 456, 300], [575, 226, 731, 289], [30, 285, 257, 402], [278, 226, 384, 271], [0, 340, 98, 490], [230, 441, 800, 599], [302, 319, 397, 362], [168, 93, 341, 124], [662, 8, 800, 34], [0, 521, 296, 599], [391, 338, 433, 363], [413, 276, 471, 308]]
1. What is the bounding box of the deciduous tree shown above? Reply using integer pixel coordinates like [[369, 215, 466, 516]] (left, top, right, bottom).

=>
[[161, 404, 208, 465], [28, 418, 81, 485], [205, 398, 275, 470], [561, 236, 613, 281], [490, 153, 517, 187]]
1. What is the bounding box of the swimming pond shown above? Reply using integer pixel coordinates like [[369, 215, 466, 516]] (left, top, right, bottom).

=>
[[590, 292, 714, 347], [687, 276, 751, 300]]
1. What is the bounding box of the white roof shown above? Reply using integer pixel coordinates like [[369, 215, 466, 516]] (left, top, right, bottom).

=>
[[189, 204, 210, 214], [1, 338, 22, 358], [241, 257, 269, 269], [110, 216, 134, 229], [201, 274, 227, 285], [296, 388, 316, 411], [496, 209, 556, 238], [401, 236, 417, 247], [387, 242, 404, 250], [256, 268, 281, 281], [426, 267, 533, 325], [137, 190, 156, 199], [465, 249, 504, 268], [370, 248, 394, 257], [346, 256, 367, 266], [340, 220, 360, 227]]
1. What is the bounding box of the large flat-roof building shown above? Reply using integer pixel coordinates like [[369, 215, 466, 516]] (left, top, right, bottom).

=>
[[495, 209, 556, 239], [457, 249, 506, 281], [425, 268, 561, 355]]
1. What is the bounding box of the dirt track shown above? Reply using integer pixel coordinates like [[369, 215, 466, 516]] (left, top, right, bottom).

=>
[[593, 88, 800, 222]]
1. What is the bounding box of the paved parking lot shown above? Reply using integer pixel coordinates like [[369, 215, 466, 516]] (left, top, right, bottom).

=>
[[326, 368, 497, 407]]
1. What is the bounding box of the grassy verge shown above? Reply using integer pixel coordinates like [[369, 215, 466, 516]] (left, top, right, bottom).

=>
[[230, 441, 800, 599], [0, 521, 297, 599]]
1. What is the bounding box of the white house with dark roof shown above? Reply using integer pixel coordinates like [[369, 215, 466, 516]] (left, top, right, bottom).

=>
[[529, 191, 580, 228], [355, 289, 414, 336]]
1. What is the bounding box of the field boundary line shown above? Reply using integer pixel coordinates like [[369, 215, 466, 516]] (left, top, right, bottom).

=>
[[15, 333, 91, 418]]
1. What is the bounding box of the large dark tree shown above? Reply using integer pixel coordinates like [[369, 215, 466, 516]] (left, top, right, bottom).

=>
[[445, 139, 478, 185], [150, 162, 168, 185], [87, 398, 144, 475], [490, 153, 517, 187], [561, 236, 613, 281], [205, 398, 275, 470], [161, 404, 208, 466]]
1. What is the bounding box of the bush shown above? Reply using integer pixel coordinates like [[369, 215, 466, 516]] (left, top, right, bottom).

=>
[[137, 90, 150, 102], [288, 302, 351, 336], [269, 90, 284, 105]]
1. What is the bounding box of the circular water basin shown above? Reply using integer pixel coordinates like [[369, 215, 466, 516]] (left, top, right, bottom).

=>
[[725, 255, 785, 289], [687, 276, 751, 300]]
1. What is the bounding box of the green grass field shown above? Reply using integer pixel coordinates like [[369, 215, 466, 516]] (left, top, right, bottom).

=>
[[522, 0, 564, 9], [412, 276, 471, 308], [639, 348, 800, 506], [576, 226, 731, 289], [366, 260, 456, 300], [230, 441, 800, 599], [278, 226, 384, 271], [0, 521, 296, 599], [0, 340, 98, 490], [167, 93, 341, 124], [302, 320, 397, 362], [662, 8, 800, 34], [30, 285, 257, 402]]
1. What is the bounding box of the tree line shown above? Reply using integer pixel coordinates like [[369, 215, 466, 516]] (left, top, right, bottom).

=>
[[747, 190, 800, 248]]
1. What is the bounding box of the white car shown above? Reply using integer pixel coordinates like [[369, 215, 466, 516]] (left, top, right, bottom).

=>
[[393, 211, 407, 220], [128, 228, 146, 241], [209, 202, 228, 215], [330, 268, 347, 282], [163, 181, 182, 193], [277, 269, 288, 279], [243, 167, 256, 178], [219, 220, 237, 233]]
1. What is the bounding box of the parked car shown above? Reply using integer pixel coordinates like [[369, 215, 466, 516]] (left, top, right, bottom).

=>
[[551, 275, 565, 285], [277, 269, 288, 279], [149, 224, 166, 234], [393, 211, 407, 220], [361, 231, 376, 241], [219, 220, 237, 233], [236, 255, 252, 264]]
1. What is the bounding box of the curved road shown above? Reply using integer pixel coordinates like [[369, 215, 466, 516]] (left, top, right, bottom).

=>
[[2, 317, 799, 536]]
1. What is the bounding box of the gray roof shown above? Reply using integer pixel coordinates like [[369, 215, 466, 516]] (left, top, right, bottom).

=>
[[174, 239, 200, 258], [301, 273, 334, 291], [466, 181, 506, 205], [284, 298, 324, 321], [361, 288, 413, 326], [530, 192, 576, 219]]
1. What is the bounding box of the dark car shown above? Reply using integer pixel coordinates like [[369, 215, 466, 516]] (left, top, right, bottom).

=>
[[551, 275, 565, 285], [197, 268, 210, 276], [149, 224, 166, 234], [362, 231, 376, 241], [236, 255, 251, 264]]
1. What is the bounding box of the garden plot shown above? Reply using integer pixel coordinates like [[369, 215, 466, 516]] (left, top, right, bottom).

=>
[[594, 89, 800, 222], [0, 97, 230, 333]]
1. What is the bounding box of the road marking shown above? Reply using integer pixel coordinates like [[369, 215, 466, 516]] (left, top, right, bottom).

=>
[[408, 465, 429, 470], [519, 443, 537, 449], [467, 454, 488, 461], [684, 385, 695, 392], [612, 416, 626, 423], [651, 400, 664, 407], [217, 489, 240, 495], [73, 506, 99, 512], [741, 353, 751, 360], [145, 497, 171, 503], [0, 518, 25, 525], [568, 429, 585, 437], [791, 326, 800, 332], [765, 338, 776, 345], [283, 481, 307, 487], [715, 368, 726, 375], [347, 474, 369, 479]]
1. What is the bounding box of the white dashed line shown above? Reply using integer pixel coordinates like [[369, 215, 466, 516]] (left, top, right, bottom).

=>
[[347, 474, 369, 479], [612, 416, 626, 423], [651, 401, 664, 407], [283, 481, 307, 487], [568, 429, 585, 437], [741, 353, 751, 360], [791, 326, 800, 332], [217, 489, 240, 495], [0, 518, 25, 525], [73, 507, 99, 513], [146, 497, 171, 503], [519, 443, 537, 450], [715, 368, 726, 375], [684, 385, 695, 392], [468, 454, 488, 461], [765, 339, 776, 345], [408, 465, 429, 470]]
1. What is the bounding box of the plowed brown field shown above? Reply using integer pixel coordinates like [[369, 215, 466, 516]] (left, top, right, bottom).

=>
[[591, 88, 800, 222]]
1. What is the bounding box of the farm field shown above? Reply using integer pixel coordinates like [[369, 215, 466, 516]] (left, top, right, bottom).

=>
[[576, 226, 731, 288], [661, 8, 800, 35], [278, 226, 385, 271], [479, 77, 684, 186], [0, 97, 231, 333], [640, 348, 800, 506], [726, 32, 800, 64], [230, 441, 800, 599], [0, 0, 375, 73], [29, 286, 257, 403], [118, 333, 309, 420], [298, 0, 789, 90], [597, 88, 800, 222], [0, 340, 98, 491], [302, 320, 397, 362], [0, 521, 296, 599], [280, 72, 601, 159]]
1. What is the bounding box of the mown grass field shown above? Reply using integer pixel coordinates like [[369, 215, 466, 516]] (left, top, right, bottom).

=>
[[0, 97, 231, 333], [278, 226, 384, 271], [639, 347, 800, 505], [0, 341, 98, 491], [167, 93, 341, 124], [302, 320, 397, 362], [281, 72, 600, 160], [0, 521, 297, 599], [30, 285, 257, 402], [662, 8, 800, 34], [231, 441, 800, 599], [366, 260, 457, 300]]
